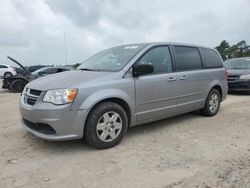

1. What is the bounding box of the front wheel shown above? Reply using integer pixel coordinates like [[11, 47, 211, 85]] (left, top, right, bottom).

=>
[[10, 79, 27, 93], [200, 89, 221, 116], [84, 102, 128, 149]]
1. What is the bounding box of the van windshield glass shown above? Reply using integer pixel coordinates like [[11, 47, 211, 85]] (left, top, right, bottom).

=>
[[224, 58, 250, 69], [77, 45, 145, 72]]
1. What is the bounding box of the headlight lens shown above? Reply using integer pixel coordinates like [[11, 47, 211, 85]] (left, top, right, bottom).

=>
[[239, 74, 250, 80], [43, 89, 77, 105]]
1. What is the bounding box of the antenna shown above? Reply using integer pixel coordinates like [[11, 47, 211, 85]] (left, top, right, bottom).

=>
[[64, 32, 68, 65]]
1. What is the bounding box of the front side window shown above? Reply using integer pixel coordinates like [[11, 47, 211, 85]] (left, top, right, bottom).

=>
[[77, 45, 146, 72], [135, 46, 173, 74], [174, 46, 202, 71]]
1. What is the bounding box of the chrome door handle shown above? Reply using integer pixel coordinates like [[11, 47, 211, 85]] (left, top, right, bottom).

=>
[[180, 76, 188, 80], [167, 77, 177, 82]]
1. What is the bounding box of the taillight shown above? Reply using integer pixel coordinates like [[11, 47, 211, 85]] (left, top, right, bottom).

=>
[[225, 69, 228, 80]]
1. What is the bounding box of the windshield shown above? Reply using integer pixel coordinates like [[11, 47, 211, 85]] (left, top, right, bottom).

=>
[[224, 58, 250, 69], [77, 45, 146, 72]]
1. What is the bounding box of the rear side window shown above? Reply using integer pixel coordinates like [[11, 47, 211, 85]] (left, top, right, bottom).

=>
[[200, 48, 223, 68], [174, 46, 202, 71]]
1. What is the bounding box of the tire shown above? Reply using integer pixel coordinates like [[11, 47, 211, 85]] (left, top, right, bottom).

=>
[[2, 79, 11, 89], [84, 102, 128, 149], [4, 72, 12, 78], [10, 79, 27, 93], [200, 89, 221, 117]]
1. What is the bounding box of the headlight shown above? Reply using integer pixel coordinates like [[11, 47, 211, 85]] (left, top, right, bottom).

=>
[[239, 74, 250, 80], [43, 89, 77, 105]]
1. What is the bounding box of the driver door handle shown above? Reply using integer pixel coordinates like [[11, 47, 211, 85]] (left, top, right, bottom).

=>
[[167, 77, 177, 82]]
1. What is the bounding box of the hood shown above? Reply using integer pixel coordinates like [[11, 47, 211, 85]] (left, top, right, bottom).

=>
[[7, 56, 31, 75], [27, 70, 113, 91], [227, 69, 250, 76]]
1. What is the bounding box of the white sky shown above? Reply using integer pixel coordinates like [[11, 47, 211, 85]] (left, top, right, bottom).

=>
[[0, 0, 249, 66]]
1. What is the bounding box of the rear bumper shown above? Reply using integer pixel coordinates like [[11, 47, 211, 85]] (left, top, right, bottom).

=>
[[228, 80, 250, 92]]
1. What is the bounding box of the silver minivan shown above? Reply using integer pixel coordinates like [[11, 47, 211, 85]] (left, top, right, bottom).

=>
[[20, 42, 228, 149]]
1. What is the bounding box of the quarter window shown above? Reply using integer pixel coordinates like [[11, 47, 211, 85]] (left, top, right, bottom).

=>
[[200, 48, 223, 68], [136, 46, 173, 74], [174, 46, 202, 71]]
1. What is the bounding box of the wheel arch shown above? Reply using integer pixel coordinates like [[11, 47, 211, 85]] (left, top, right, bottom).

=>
[[3, 71, 12, 77], [212, 85, 222, 100], [85, 97, 132, 128], [202, 81, 224, 108]]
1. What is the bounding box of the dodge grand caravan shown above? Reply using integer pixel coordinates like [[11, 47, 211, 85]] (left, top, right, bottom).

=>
[[20, 42, 228, 149]]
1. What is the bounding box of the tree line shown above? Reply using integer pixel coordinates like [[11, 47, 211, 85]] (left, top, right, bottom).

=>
[[215, 40, 250, 61]]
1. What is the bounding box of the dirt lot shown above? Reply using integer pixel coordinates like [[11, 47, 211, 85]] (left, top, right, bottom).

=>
[[0, 79, 250, 188]]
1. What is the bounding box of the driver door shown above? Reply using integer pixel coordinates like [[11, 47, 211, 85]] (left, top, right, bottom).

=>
[[134, 46, 179, 123]]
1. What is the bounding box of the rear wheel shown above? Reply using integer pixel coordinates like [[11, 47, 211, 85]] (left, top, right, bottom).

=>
[[84, 102, 128, 149], [10, 79, 27, 93], [4, 72, 12, 78], [201, 89, 221, 116]]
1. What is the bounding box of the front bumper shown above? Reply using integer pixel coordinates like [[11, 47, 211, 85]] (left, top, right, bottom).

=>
[[228, 80, 250, 92], [20, 96, 89, 141]]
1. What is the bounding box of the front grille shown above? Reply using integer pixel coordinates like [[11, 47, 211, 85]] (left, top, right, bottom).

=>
[[23, 88, 42, 106], [27, 98, 37, 105], [22, 118, 56, 135], [227, 75, 239, 82], [29, 89, 42, 96]]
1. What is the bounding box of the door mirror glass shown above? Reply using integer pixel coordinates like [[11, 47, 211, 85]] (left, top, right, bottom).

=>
[[133, 64, 154, 76]]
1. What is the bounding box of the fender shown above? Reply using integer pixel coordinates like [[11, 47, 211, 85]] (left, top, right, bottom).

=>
[[78, 89, 134, 109], [72, 88, 136, 124]]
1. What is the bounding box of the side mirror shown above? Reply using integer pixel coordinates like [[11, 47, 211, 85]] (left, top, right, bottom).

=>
[[133, 64, 154, 76]]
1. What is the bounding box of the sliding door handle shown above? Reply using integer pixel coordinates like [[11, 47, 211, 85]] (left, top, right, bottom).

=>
[[180, 76, 188, 80]]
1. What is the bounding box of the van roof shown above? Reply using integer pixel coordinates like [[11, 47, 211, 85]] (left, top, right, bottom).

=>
[[119, 42, 214, 50]]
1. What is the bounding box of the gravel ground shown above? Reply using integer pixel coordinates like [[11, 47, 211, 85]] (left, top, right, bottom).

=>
[[0, 79, 250, 188]]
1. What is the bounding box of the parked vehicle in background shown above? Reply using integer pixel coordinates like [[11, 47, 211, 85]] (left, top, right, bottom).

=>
[[14, 67, 27, 75], [31, 67, 70, 77], [28, 65, 47, 73], [0, 64, 16, 78], [20, 42, 228, 149], [2, 56, 70, 92], [224, 57, 250, 93]]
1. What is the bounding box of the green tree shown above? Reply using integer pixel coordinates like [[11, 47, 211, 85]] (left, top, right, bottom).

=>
[[215, 40, 250, 60], [215, 40, 230, 60], [233, 40, 250, 58]]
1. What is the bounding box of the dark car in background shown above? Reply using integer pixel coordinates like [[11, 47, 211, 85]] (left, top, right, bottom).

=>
[[224, 57, 250, 93], [27, 65, 47, 73], [2, 56, 71, 92]]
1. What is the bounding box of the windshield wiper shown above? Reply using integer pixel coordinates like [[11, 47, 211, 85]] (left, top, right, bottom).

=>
[[79, 68, 95, 71]]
